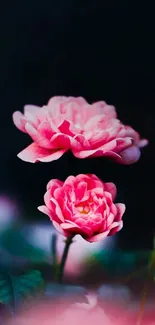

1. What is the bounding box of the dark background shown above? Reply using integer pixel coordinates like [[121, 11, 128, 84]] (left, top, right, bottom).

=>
[[0, 1, 154, 249]]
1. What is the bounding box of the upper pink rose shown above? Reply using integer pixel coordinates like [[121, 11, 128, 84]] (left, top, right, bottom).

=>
[[12, 96, 148, 164], [38, 174, 125, 242]]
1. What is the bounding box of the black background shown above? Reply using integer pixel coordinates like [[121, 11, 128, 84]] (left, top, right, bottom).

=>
[[0, 1, 154, 249]]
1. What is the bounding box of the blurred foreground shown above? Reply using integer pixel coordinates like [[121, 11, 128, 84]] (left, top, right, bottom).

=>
[[0, 195, 154, 324]]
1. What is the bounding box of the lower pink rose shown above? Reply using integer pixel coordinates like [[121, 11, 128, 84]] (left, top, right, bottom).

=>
[[38, 174, 125, 242]]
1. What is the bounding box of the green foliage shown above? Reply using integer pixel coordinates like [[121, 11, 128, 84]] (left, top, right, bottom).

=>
[[88, 250, 151, 277], [0, 226, 47, 264], [0, 270, 44, 311]]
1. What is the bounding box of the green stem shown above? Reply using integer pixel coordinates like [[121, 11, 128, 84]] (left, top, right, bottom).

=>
[[51, 234, 58, 281], [57, 236, 74, 284]]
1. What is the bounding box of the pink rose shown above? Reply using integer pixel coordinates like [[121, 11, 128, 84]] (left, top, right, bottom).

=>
[[12, 96, 148, 164], [38, 174, 125, 242]]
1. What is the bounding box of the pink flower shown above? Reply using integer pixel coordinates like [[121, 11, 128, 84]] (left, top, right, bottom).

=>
[[12, 96, 148, 164], [38, 174, 125, 242]]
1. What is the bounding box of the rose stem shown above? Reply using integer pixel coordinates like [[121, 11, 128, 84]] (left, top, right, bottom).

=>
[[51, 233, 58, 281], [57, 236, 74, 284]]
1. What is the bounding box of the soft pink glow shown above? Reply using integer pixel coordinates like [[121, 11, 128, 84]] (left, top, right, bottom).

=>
[[13, 96, 148, 164], [38, 174, 125, 242], [7, 295, 155, 325]]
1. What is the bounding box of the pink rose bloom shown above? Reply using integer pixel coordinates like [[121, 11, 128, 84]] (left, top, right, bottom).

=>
[[38, 174, 125, 242], [12, 96, 148, 164]]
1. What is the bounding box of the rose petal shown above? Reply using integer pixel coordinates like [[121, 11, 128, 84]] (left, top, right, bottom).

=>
[[104, 183, 117, 200], [52, 220, 67, 236], [72, 148, 123, 160], [38, 205, 54, 222], [38, 149, 67, 162], [106, 213, 115, 227], [88, 131, 109, 148], [24, 104, 40, 115], [25, 123, 52, 148], [12, 111, 27, 133], [50, 198, 64, 222], [115, 203, 126, 221], [17, 143, 67, 163], [37, 205, 51, 217], [115, 138, 132, 153], [46, 179, 63, 191], [58, 120, 75, 136], [92, 101, 117, 118], [51, 133, 81, 150], [73, 134, 90, 149], [38, 121, 54, 140], [86, 230, 110, 243], [75, 182, 88, 201], [108, 220, 123, 235], [24, 112, 39, 128], [120, 145, 141, 164], [44, 190, 54, 211], [138, 138, 148, 148], [61, 222, 80, 230], [72, 140, 118, 158]]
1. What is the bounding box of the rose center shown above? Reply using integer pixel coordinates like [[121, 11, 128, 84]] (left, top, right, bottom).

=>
[[76, 204, 90, 214]]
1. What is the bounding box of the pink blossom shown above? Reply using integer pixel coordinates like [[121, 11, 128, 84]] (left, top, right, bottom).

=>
[[38, 174, 125, 242], [12, 96, 148, 164]]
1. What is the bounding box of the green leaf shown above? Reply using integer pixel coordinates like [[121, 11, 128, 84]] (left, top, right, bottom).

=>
[[0, 270, 44, 311]]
